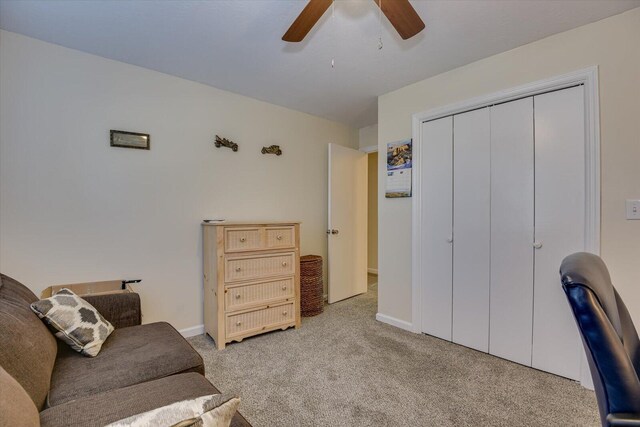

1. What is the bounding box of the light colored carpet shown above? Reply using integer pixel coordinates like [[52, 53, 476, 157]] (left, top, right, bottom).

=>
[[189, 282, 599, 426]]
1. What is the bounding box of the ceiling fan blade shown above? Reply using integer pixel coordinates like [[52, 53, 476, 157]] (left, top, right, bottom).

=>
[[282, 0, 333, 42], [374, 0, 425, 40]]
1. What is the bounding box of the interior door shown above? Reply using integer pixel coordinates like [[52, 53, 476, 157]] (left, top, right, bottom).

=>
[[420, 116, 453, 340], [328, 143, 368, 304], [452, 107, 491, 352], [489, 97, 535, 365], [532, 86, 585, 380]]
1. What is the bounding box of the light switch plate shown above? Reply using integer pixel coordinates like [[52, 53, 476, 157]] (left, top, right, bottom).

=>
[[626, 199, 640, 220]]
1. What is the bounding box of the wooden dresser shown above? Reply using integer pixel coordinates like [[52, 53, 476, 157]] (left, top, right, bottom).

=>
[[202, 221, 301, 349]]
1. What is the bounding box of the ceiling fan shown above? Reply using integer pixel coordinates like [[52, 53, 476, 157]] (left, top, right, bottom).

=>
[[282, 0, 425, 42]]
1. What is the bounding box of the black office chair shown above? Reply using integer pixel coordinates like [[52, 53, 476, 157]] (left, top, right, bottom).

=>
[[560, 252, 640, 427]]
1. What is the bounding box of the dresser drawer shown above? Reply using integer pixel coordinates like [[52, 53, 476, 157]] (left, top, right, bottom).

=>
[[265, 226, 295, 249], [226, 302, 295, 338], [225, 252, 295, 283], [224, 227, 262, 253], [225, 277, 294, 312]]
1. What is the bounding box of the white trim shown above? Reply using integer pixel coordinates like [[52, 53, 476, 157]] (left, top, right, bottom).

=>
[[376, 313, 413, 332], [367, 268, 378, 275], [327, 143, 333, 303], [179, 324, 204, 338], [359, 145, 378, 153], [411, 66, 601, 385]]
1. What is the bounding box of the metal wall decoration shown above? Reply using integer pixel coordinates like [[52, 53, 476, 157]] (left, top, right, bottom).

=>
[[110, 130, 150, 150], [261, 145, 282, 156], [214, 135, 238, 152]]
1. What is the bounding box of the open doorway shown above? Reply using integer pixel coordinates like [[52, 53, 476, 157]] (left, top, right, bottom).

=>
[[367, 151, 378, 294], [358, 123, 379, 300]]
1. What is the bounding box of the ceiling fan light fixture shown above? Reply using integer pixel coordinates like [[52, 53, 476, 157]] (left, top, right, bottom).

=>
[[282, 0, 425, 43]]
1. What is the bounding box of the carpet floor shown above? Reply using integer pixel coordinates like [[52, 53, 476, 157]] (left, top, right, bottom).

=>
[[189, 281, 599, 426]]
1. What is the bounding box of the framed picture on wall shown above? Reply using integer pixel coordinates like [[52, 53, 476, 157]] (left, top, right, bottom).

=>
[[110, 130, 150, 150], [385, 139, 412, 198]]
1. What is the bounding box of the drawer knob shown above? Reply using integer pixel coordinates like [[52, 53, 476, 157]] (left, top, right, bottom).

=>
[[236, 321, 242, 326], [282, 262, 288, 267], [240, 237, 246, 242], [277, 235, 283, 240], [282, 285, 287, 291], [235, 294, 241, 299], [282, 311, 288, 316], [235, 267, 241, 272]]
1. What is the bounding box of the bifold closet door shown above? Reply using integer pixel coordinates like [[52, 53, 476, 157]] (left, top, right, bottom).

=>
[[452, 108, 491, 352], [420, 116, 453, 341], [532, 86, 585, 380], [489, 98, 535, 365]]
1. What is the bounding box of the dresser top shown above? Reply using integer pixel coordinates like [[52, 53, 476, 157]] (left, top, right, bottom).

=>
[[201, 220, 301, 226]]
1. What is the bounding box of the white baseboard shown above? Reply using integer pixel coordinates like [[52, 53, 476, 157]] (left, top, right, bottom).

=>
[[179, 324, 204, 338], [367, 268, 378, 275], [375, 313, 415, 332]]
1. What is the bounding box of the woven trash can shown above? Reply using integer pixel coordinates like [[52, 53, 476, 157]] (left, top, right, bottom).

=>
[[300, 255, 324, 317]]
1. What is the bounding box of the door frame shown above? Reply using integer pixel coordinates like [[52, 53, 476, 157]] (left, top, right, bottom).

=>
[[410, 66, 600, 386], [360, 146, 379, 275]]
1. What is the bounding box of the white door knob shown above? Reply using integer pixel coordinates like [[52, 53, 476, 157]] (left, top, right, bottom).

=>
[[533, 241, 543, 249], [446, 236, 453, 243]]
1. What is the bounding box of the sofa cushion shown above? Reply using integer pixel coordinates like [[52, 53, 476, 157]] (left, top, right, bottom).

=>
[[0, 365, 40, 427], [0, 295, 57, 409], [40, 373, 251, 427], [48, 321, 204, 406], [31, 288, 114, 357]]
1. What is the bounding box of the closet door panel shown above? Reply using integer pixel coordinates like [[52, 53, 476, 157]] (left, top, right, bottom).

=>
[[489, 98, 535, 366], [533, 86, 585, 380], [452, 108, 491, 352], [420, 117, 453, 340]]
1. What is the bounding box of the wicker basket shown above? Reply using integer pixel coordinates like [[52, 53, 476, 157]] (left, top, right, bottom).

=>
[[300, 255, 324, 317]]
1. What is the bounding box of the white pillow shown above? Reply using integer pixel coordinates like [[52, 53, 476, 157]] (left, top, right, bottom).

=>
[[30, 288, 114, 357], [106, 394, 241, 427]]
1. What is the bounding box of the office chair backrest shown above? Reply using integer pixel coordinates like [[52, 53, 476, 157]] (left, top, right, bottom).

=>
[[560, 252, 640, 427]]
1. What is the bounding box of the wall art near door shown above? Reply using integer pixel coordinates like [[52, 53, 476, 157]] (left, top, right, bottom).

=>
[[110, 130, 150, 150], [214, 135, 238, 152], [261, 145, 282, 155], [385, 139, 412, 198]]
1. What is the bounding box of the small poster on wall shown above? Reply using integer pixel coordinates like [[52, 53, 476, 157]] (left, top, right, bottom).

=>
[[385, 139, 412, 198]]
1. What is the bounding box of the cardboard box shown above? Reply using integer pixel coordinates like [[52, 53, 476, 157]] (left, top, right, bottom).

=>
[[41, 280, 136, 298]]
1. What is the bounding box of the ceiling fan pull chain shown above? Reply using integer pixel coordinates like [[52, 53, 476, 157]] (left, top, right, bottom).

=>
[[378, 0, 384, 50], [331, 0, 336, 68]]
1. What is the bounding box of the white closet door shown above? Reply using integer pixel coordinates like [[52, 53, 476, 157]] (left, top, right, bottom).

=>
[[489, 98, 535, 365], [452, 108, 491, 352], [532, 86, 585, 380], [420, 117, 453, 340]]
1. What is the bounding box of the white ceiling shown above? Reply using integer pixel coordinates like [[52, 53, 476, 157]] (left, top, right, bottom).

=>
[[1, 1, 638, 128]]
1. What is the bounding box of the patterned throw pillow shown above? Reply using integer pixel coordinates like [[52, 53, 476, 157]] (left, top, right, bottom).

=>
[[105, 394, 241, 427], [30, 288, 114, 357]]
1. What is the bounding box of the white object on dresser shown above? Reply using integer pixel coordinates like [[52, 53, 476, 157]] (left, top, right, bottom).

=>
[[202, 221, 301, 350]]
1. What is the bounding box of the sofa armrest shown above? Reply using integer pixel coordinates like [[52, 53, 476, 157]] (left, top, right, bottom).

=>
[[82, 293, 142, 329]]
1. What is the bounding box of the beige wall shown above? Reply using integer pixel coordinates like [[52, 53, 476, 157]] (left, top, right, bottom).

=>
[[378, 8, 640, 326], [359, 124, 378, 150], [367, 152, 378, 272], [0, 30, 358, 332]]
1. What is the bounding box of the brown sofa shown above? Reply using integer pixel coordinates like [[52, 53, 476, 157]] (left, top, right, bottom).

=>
[[0, 274, 251, 427]]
